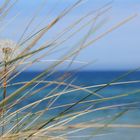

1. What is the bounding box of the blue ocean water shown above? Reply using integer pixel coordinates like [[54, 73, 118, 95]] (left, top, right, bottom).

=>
[[6, 71, 140, 139], [12, 71, 140, 106]]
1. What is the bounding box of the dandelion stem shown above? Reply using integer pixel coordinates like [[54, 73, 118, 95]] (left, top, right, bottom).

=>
[[2, 61, 7, 136], [1, 47, 11, 135]]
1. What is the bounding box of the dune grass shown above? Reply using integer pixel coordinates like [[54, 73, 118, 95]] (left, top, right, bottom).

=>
[[0, 0, 139, 139]]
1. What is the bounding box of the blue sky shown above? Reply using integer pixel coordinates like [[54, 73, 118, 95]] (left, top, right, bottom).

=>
[[0, 0, 140, 70]]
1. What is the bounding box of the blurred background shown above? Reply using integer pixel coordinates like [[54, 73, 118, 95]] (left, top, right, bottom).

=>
[[0, 0, 140, 71]]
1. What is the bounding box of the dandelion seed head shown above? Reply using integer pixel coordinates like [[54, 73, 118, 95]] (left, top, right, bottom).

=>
[[0, 39, 20, 62]]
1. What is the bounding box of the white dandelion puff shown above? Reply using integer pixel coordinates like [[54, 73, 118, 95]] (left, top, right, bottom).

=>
[[0, 39, 20, 63]]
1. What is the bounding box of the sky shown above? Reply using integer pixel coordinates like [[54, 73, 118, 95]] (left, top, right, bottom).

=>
[[0, 0, 140, 71]]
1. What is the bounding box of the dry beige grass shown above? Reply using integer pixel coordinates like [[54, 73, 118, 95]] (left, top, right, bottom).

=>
[[0, 1, 138, 140]]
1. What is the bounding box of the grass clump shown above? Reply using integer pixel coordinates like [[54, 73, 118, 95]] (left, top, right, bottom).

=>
[[0, 1, 139, 140]]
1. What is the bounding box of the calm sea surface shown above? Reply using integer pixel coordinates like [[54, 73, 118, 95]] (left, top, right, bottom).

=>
[[6, 71, 140, 139]]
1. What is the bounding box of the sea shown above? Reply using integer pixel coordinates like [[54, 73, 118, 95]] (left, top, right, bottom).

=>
[[5, 71, 140, 139]]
